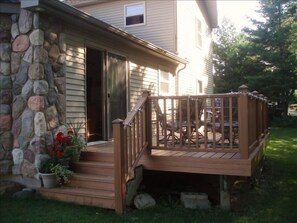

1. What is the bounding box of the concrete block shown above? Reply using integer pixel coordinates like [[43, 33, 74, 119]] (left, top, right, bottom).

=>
[[181, 192, 211, 209]]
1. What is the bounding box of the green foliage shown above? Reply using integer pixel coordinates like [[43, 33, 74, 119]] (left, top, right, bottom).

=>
[[213, 18, 250, 93], [39, 157, 73, 183], [213, 0, 297, 116], [270, 115, 297, 128], [50, 163, 73, 183], [65, 120, 87, 149], [244, 0, 297, 114]]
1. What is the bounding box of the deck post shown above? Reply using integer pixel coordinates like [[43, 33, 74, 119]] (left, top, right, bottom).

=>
[[220, 175, 230, 210], [143, 90, 152, 155], [238, 85, 249, 159], [112, 119, 126, 214]]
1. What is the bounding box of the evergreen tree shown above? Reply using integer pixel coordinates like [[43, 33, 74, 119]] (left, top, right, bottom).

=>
[[245, 0, 297, 115]]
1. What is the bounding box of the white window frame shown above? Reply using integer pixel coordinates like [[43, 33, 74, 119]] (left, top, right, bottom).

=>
[[196, 80, 203, 94], [124, 2, 145, 27], [159, 68, 174, 96], [195, 18, 202, 48]]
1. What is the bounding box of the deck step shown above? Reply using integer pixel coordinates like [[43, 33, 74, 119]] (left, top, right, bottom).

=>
[[70, 161, 114, 176], [39, 187, 115, 209], [68, 173, 114, 191], [80, 151, 114, 163], [38, 151, 116, 211]]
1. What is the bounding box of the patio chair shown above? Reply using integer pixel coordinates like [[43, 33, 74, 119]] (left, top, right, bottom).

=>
[[176, 98, 206, 144], [153, 100, 180, 143]]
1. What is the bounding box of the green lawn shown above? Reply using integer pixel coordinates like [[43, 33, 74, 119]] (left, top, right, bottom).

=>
[[1, 128, 296, 223]]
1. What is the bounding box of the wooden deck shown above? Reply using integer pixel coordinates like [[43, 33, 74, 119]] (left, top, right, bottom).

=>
[[85, 132, 268, 177], [84, 90, 269, 213], [140, 149, 251, 177]]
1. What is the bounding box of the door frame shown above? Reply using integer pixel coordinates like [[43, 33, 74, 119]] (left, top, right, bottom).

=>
[[86, 44, 128, 142], [106, 52, 128, 140]]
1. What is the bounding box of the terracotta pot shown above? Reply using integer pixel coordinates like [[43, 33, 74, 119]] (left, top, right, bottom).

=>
[[40, 173, 57, 188]]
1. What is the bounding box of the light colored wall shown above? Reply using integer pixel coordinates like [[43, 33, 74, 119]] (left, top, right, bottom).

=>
[[64, 26, 177, 117], [76, 0, 214, 95], [78, 0, 177, 53], [65, 35, 87, 125], [176, 0, 214, 95]]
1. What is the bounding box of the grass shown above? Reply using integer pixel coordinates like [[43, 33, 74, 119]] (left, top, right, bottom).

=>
[[1, 127, 297, 223]]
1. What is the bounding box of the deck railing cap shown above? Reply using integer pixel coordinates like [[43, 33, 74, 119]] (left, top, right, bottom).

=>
[[238, 85, 249, 93]]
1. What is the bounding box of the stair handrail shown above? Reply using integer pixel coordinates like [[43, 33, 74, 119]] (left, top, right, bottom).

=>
[[112, 91, 150, 213]]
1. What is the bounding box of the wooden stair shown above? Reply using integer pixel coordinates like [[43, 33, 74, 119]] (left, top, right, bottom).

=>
[[38, 151, 116, 210]]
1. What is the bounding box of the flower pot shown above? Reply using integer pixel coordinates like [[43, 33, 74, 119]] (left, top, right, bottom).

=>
[[40, 173, 58, 188]]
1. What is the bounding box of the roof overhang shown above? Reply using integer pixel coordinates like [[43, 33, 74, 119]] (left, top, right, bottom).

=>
[[201, 0, 218, 28], [21, 0, 187, 65], [0, 1, 20, 14]]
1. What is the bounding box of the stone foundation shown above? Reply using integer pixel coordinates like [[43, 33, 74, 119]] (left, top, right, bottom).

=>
[[0, 8, 67, 183]]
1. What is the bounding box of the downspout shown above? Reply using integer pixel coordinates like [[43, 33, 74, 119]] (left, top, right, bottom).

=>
[[176, 62, 187, 96], [174, 0, 187, 96]]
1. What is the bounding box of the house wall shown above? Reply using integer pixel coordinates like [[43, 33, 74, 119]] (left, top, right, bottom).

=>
[[0, 6, 178, 181], [74, 0, 214, 96], [64, 35, 86, 124], [0, 9, 67, 183], [176, 1, 214, 95], [76, 0, 177, 53], [64, 26, 177, 110]]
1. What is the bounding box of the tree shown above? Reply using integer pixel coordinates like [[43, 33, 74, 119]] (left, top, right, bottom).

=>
[[244, 0, 297, 115], [213, 18, 249, 93]]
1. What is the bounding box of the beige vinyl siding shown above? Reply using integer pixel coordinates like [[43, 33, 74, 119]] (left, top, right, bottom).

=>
[[129, 62, 158, 109], [78, 0, 176, 53], [65, 35, 87, 126], [176, 1, 213, 95]]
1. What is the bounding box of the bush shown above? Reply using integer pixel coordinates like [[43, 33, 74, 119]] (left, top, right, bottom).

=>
[[270, 115, 297, 128]]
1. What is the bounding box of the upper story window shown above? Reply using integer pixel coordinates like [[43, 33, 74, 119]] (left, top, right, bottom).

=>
[[125, 2, 145, 27], [195, 18, 202, 48]]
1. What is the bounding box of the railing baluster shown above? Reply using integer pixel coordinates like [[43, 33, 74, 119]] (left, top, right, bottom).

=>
[[229, 96, 233, 150]]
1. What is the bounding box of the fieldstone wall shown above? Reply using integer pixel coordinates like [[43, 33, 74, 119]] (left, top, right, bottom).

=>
[[0, 9, 67, 181]]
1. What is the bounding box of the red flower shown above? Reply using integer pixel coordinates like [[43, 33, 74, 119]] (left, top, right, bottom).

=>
[[67, 129, 74, 135], [47, 149, 53, 156], [56, 132, 64, 141], [56, 150, 64, 157]]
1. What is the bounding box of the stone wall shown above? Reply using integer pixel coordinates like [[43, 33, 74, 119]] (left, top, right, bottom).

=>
[[0, 9, 67, 181]]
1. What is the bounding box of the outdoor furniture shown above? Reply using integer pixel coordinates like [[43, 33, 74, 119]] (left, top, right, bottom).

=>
[[176, 98, 206, 144], [153, 100, 181, 143]]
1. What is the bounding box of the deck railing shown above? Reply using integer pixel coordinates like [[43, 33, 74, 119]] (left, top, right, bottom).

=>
[[148, 85, 268, 158], [112, 91, 150, 213], [113, 85, 268, 213]]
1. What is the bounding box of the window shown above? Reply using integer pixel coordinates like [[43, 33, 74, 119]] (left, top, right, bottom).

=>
[[125, 2, 145, 27], [196, 80, 203, 94], [160, 70, 170, 95], [195, 18, 202, 48]]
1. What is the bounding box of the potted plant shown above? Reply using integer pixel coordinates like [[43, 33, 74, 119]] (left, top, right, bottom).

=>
[[39, 157, 74, 188], [51, 122, 86, 162], [38, 122, 85, 188]]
